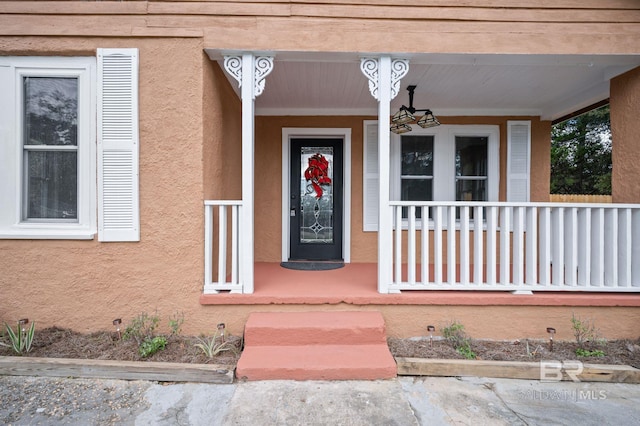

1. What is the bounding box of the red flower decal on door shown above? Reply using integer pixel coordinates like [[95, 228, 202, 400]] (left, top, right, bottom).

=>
[[304, 153, 332, 198]]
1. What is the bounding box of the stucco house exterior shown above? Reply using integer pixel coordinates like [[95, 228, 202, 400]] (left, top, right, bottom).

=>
[[1, 1, 639, 344]]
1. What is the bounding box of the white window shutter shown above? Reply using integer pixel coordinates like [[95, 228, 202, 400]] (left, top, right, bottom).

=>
[[363, 121, 379, 231], [506, 120, 531, 202], [97, 48, 140, 242]]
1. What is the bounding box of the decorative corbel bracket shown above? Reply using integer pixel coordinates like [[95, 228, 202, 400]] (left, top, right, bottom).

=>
[[223, 54, 274, 99], [360, 57, 409, 101]]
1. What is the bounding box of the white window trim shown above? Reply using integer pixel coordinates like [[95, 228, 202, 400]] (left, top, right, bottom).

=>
[[390, 124, 500, 229], [0, 56, 97, 239]]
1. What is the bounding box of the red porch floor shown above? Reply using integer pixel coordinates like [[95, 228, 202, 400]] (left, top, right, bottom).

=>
[[199, 262, 640, 307]]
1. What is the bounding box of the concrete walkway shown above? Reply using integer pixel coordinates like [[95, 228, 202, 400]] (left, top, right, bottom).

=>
[[1, 375, 639, 425]]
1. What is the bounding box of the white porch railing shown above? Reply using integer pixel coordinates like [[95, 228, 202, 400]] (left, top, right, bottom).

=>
[[388, 201, 640, 293], [204, 200, 243, 294]]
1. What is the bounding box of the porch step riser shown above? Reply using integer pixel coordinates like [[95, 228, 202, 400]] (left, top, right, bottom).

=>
[[236, 345, 396, 381], [236, 311, 397, 381], [243, 311, 388, 346]]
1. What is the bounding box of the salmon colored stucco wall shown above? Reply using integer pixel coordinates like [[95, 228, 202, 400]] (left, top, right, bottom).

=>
[[203, 55, 240, 200], [611, 66, 640, 204], [0, 37, 226, 334], [188, 303, 640, 341], [253, 116, 550, 263]]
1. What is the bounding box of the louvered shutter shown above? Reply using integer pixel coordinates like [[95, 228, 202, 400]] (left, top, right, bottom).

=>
[[506, 120, 531, 202], [97, 48, 140, 242], [363, 120, 379, 231]]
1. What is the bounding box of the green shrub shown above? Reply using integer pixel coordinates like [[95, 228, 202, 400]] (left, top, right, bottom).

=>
[[168, 312, 185, 336], [571, 313, 603, 349], [124, 312, 160, 345], [575, 348, 605, 357], [138, 336, 167, 358], [442, 321, 476, 360]]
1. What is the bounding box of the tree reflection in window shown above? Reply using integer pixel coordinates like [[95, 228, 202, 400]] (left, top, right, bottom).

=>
[[23, 77, 79, 220]]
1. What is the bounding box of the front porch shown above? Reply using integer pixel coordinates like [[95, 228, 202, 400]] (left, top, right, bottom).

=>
[[201, 52, 640, 297]]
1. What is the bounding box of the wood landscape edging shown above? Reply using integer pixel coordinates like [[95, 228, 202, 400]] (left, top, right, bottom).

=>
[[395, 357, 640, 384], [0, 356, 235, 384], [1, 356, 639, 384]]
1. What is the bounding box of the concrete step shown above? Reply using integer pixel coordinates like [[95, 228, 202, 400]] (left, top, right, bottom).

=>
[[236, 344, 397, 381], [243, 311, 388, 346], [236, 311, 397, 381]]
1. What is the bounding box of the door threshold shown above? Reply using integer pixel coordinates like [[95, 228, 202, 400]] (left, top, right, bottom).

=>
[[280, 261, 345, 271]]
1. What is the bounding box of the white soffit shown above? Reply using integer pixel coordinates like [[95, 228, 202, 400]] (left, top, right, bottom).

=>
[[206, 50, 640, 121]]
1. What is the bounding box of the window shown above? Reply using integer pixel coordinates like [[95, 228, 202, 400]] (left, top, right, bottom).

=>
[[455, 136, 488, 202], [0, 57, 96, 239], [0, 49, 139, 241], [23, 77, 80, 221], [391, 125, 499, 219], [400, 135, 434, 218]]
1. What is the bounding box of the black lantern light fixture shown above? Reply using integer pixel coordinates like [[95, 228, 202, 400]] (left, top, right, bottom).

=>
[[390, 85, 440, 134]]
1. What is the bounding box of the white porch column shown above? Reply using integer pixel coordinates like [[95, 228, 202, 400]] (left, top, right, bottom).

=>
[[361, 56, 409, 293], [224, 54, 274, 294]]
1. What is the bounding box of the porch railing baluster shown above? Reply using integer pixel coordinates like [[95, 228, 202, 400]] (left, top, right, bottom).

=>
[[408, 206, 416, 286], [565, 207, 578, 287], [421, 206, 429, 285], [460, 206, 470, 285], [394, 205, 403, 286], [499, 206, 511, 286], [473, 206, 484, 286], [552, 207, 564, 286], [525, 206, 538, 286], [578, 208, 591, 287], [633, 210, 640, 288], [447, 206, 456, 284], [619, 208, 632, 287], [434, 206, 443, 285], [486, 206, 498, 285], [605, 208, 618, 286], [592, 208, 605, 287], [539, 207, 551, 287], [512, 206, 525, 286]]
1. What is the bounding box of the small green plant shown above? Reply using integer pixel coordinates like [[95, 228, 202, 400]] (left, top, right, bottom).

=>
[[571, 313, 601, 349], [456, 343, 477, 360], [194, 325, 239, 359], [124, 312, 160, 345], [4, 319, 36, 355], [168, 312, 185, 336], [194, 335, 238, 358], [138, 336, 167, 358], [442, 321, 476, 360], [575, 348, 605, 357]]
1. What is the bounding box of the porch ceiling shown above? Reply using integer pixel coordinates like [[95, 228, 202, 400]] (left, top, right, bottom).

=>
[[208, 51, 640, 121]]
